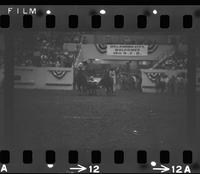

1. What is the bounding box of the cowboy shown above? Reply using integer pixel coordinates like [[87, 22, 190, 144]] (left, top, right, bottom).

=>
[[109, 68, 117, 92], [168, 75, 176, 94]]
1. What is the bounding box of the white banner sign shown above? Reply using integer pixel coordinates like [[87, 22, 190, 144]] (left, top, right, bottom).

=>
[[107, 45, 148, 56]]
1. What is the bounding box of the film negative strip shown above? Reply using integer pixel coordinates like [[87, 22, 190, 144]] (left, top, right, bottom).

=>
[[0, 4, 200, 173]]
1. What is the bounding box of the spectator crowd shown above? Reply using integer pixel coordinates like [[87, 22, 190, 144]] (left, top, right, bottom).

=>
[[14, 32, 81, 67], [155, 54, 187, 70]]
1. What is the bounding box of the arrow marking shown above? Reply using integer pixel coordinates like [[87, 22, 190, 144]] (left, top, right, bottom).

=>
[[69, 164, 87, 173], [153, 165, 170, 173]]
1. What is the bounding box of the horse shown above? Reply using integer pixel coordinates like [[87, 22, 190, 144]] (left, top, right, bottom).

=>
[[74, 70, 88, 95], [126, 75, 136, 90], [175, 76, 187, 95], [155, 77, 166, 93], [99, 74, 114, 95], [87, 81, 98, 95]]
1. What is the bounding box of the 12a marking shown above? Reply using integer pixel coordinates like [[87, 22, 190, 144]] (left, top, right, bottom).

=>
[[171, 165, 191, 173], [151, 161, 191, 173]]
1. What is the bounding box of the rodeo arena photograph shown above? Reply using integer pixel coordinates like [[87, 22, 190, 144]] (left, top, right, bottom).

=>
[[0, 31, 200, 166]]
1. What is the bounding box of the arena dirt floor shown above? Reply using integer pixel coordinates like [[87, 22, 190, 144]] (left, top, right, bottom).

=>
[[0, 89, 200, 172]]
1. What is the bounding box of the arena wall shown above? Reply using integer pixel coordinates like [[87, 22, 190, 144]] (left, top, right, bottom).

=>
[[14, 66, 73, 90], [141, 69, 200, 93]]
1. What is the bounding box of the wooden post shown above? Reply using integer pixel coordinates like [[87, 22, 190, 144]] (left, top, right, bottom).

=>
[[4, 30, 14, 149], [186, 33, 197, 149]]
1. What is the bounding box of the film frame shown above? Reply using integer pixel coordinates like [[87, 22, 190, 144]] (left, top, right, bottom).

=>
[[0, 3, 200, 173]]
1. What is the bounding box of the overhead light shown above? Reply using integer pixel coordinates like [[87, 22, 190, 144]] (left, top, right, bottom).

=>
[[100, 9, 106, 15], [46, 10, 52, 14], [153, 9, 158, 15]]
